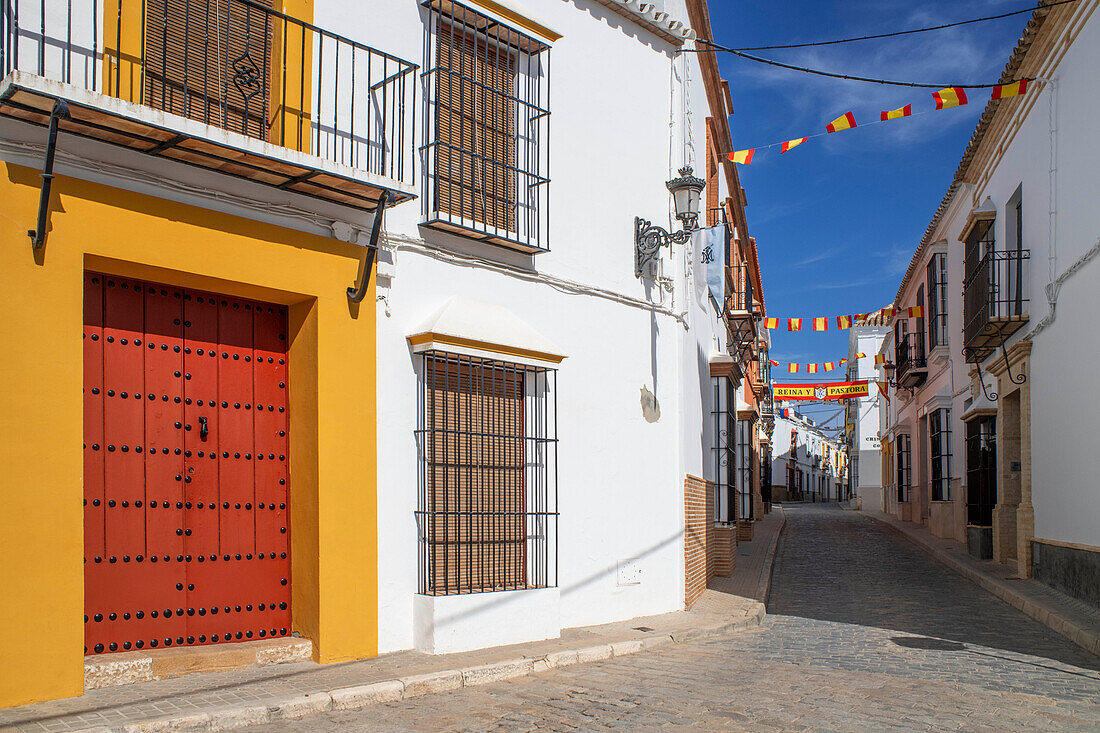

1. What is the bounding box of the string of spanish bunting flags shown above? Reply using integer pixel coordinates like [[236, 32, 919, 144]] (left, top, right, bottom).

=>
[[727, 80, 1030, 165], [763, 306, 923, 331]]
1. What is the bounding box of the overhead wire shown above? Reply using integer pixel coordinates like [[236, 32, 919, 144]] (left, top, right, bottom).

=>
[[699, 0, 1077, 52]]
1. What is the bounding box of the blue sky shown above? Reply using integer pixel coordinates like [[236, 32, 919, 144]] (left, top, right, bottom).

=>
[[708, 1, 1029, 391]]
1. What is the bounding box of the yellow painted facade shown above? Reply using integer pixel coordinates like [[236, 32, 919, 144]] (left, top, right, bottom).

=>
[[0, 163, 379, 707]]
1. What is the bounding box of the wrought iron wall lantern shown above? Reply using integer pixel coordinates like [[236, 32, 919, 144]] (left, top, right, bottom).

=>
[[880, 362, 914, 398], [634, 166, 706, 278]]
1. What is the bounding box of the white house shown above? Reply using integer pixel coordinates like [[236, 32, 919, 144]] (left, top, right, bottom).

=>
[[879, 0, 1100, 606], [770, 409, 845, 503]]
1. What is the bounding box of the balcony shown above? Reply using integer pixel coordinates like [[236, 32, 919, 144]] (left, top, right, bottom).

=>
[[725, 262, 757, 361], [963, 249, 1030, 362], [1, 0, 416, 211], [895, 331, 927, 389]]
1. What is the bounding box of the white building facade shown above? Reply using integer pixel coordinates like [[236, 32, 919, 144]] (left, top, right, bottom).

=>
[[844, 318, 888, 512], [879, 0, 1100, 607]]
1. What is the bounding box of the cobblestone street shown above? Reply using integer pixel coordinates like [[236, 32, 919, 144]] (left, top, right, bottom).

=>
[[250, 505, 1100, 731]]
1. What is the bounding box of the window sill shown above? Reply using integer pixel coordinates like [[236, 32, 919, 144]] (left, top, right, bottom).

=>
[[421, 214, 548, 255]]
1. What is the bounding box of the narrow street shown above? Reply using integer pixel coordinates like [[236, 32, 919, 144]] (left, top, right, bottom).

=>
[[251, 506, 1100, 732]]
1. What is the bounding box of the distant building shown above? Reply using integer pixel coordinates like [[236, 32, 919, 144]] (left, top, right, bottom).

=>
[[844, 312, 890, 511], [770, 409, 846, 503]]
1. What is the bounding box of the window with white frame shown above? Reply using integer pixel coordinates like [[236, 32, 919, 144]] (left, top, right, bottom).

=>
[[896, 434, 912, 502]]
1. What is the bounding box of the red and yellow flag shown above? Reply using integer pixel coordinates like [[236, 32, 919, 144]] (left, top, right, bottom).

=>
[[813, 317, 828, 331], [840, 358, 849, 364], [992, 79, 1028, 100], [854, 352, 866, 358], [824, 362, 836, 371], [908, 305, 923, 318], [880, 307, 897, 318], [763, 317, 779, 329], [781, 137, 808, 154], [826, 112, 857, 133], [933, 86, 968, 110], [807, 363, 819, 374], [837, 315, 852, 330], [788, 363, 799, 373], [880, 104, 912, 121], [729, 149, 755, 164], [770, 360, 780, 367], [788, 318, 803, 332], [874, 354, 887, 365]]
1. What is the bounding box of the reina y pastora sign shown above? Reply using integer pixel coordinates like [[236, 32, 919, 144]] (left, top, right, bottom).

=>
[[773, 380, 869, 402]]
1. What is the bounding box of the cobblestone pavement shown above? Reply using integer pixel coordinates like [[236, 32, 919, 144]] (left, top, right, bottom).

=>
[[248, 505, 1100, 731]]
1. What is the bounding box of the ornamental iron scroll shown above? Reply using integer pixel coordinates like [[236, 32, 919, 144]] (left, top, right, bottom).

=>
[[634, 217, 692, 279]]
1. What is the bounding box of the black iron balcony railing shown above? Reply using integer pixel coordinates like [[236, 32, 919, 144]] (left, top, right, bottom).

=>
[[2, 0, 416, 187], [895, 331, 927, 388], [725, 262, 757, 360], [963, 249, 1030, 362]]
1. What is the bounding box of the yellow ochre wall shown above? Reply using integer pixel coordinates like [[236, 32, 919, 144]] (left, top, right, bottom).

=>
[[0, 162, 378, 708]]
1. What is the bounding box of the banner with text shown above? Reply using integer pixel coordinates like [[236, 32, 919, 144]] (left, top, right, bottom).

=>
[[773, 380, 869, 402]]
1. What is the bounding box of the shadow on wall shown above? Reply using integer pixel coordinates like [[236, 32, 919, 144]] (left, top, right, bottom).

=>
[[768, 505, 1100, 672]]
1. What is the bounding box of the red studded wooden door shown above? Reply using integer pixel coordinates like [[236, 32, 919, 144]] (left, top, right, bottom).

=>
[[84, 273, 291, 655]]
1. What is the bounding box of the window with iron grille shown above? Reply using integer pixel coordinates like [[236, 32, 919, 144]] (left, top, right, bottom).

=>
[[966, 416, 997, 526], [421, 1, 550, 252], [930, 408, 951, 501], [896, 434, 911, 502], [928, 253, 948, 348], [712, 377, 736, 522], [415, 351, 558, 595], [736, 419, 754, 521]]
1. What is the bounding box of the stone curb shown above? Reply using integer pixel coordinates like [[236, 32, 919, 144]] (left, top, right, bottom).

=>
[[71, 600, 766, 733], [861, 511, 1100, 658], [756, 506, 787, 604]]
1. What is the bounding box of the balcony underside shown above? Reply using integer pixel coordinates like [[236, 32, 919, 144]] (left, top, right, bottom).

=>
[[898, 366, 927, 389], [1, 72, 416, 212], [964, 314, 1029, 362]]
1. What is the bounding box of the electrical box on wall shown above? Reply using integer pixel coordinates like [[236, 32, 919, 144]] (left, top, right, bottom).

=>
[[616, 559, 642, 586]]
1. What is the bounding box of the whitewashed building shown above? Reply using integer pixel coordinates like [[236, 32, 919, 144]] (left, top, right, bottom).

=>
[[770, 409, 846, 503], [844, 315, 889, 512], [879, 0, 1100, 607]]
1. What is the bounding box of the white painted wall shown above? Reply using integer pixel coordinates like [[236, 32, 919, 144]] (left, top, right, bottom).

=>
[[959, 4, 1100, 547], [848, 326, 887, 512], [359, 0, 730, 652]]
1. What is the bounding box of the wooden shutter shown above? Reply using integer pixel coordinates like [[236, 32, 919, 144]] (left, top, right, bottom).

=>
[[424, 357, 526, 593], [143, 0, 273, 138], [435, 23, 517, 232]]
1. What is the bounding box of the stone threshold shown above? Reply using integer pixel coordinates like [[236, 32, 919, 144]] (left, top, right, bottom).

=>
[[85, 637, 313, 690], [860, 510, 1100, 658]]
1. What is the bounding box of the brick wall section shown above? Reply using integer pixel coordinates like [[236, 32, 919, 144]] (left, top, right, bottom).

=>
[[712, 525, 736, 577], [684, 475, 713, 609]]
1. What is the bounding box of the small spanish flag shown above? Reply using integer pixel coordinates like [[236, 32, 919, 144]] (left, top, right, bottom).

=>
[[837, 315, 852, 330], [880, 104, 912, 121], [813, 317, 828, 331], [788, 318, 803, 331], [788, 363, 799, 373], [769, 360, 780, 367], [840, 358, 849, 364], [729, 149, 755, 164], [881, 307, 897, 318], [875, 354, 887, 365], [807, 363, 819, 374], [992, 79, 1029, 100], [764, 317, 779, 329], [824, 362, 836, 371], [826, 112, 857, 133], [781, 137, 808, 154], [853, 313, 869, 321], [933, 86, 968, 110], [908, 305, 923, 318], [854, 352, 866, 358]]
